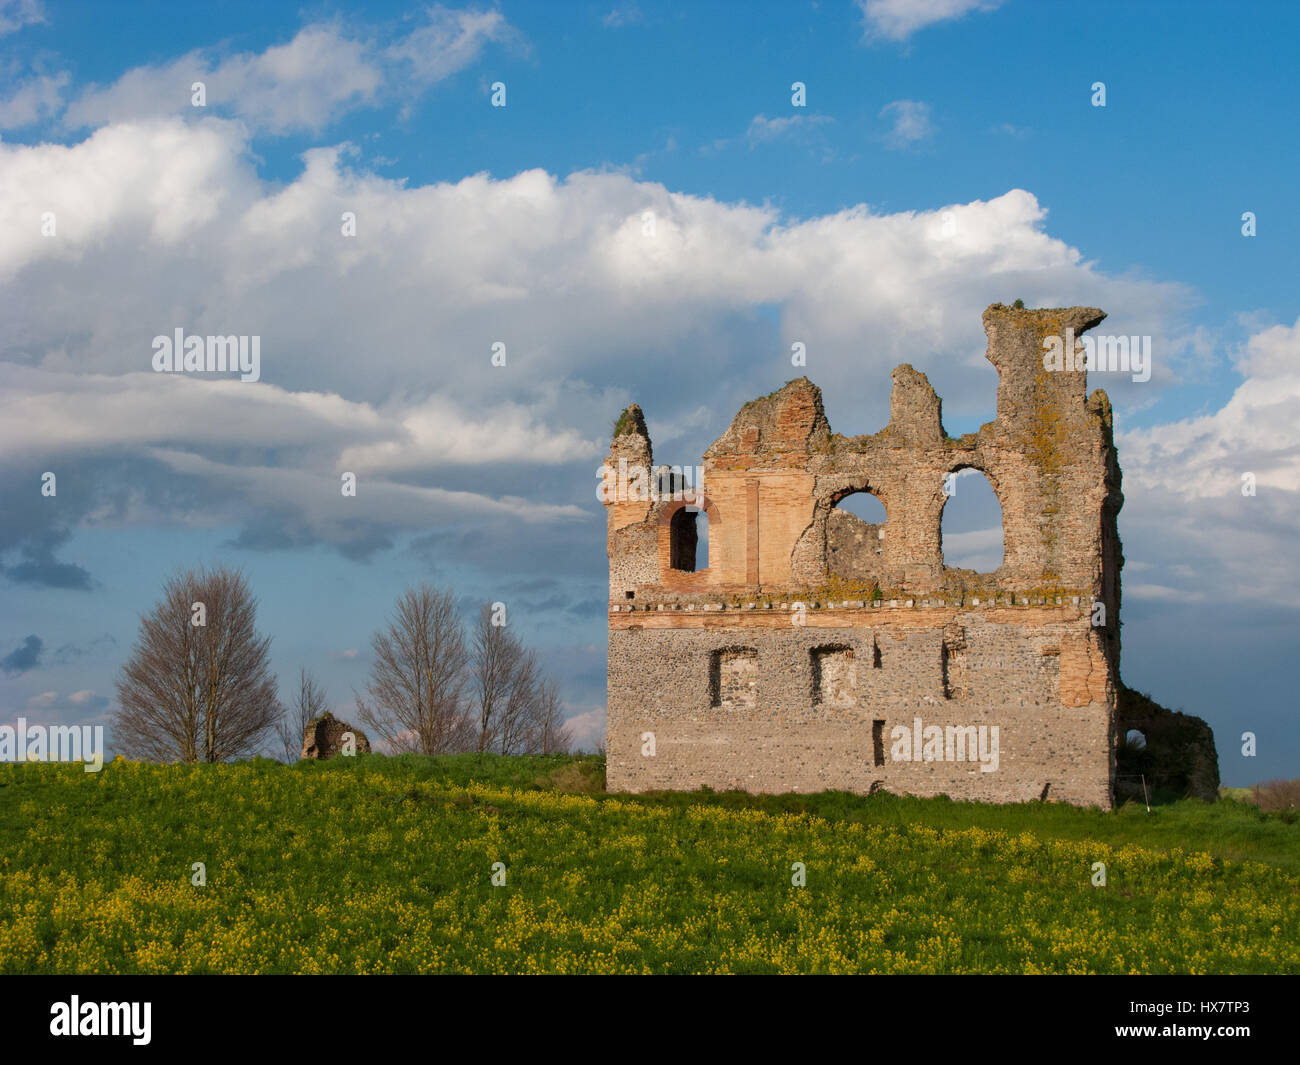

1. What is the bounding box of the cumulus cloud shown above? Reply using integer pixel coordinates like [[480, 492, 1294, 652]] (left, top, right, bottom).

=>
[[857, 0, 1005, 42], [1, 117, 1191, 402], [61, 11, 510, 134], [0, 114, 1209, 584], [1120, 316, 1300, 500], [1116, 315, 1300, 606], [64, 25, 380, 134]]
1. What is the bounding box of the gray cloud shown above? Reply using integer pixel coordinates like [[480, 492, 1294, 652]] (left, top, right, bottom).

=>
[[1, 634, 43, 675], [3, 530, 93, 590], [51, 634, 118, 663]]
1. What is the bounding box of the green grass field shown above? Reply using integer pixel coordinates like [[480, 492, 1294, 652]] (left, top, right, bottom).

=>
[[2, 754, 1297, 974]]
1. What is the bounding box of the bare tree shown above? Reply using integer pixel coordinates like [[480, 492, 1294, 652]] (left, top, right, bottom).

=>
[[356, 584, 471, 754], [496, 646, 541, 755], [115, 566, 281, 762], [469, 607, 573, 755], [276, 668, 329, 762], [535, 678, 573, 755], [470, 604, 519, 753]]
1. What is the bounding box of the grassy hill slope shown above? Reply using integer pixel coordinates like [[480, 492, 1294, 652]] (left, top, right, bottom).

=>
[[1, 754, 1296, 974]]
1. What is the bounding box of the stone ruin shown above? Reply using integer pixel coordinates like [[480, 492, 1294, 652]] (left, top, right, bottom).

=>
[[301, 711, 371, 760], [603, 303, 1218, 808]]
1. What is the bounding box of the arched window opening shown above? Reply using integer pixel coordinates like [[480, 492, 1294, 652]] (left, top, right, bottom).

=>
[[940, 469, 1004, 573], [669, 506, 709, 572], [828, 491, 887, 581]]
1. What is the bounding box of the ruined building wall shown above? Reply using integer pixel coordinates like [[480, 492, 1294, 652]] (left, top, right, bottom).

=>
[[603, 304, 1210, 808]]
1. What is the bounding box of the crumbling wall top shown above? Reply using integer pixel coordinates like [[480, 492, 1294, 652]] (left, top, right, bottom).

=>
[[886, 364, 946, 444], [982, 303, 1106, 429], [705, 377, 829, 461], [607, 303, 1123, 603]]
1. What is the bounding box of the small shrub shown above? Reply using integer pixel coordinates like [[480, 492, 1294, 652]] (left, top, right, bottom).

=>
[[1251, 778, 1300, 812], [542, 761, 605, 793]]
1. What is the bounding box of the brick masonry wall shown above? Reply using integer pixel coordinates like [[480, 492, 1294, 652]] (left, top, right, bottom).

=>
[[607, 604, 1112, 807]]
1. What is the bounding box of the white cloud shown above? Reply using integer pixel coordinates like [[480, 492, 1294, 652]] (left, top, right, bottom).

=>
[[338, 395, 598, 471], [0, 118, 256, 273], [3, 689, 112, 727], [3, 116, 1187, 408], [383, 8, 511, 85], [562, 706, 605, 751], [601, 5, 644, 29], [0, 115, 1206, 567], [0, 365, 591, 554], [0, 0, 44, 36], [64, 25, 379, 133], [1119, 316, 1300, 500], [879, 99, 933, 148], [142, 447, 587, 547], [0, 70, 67, 129], [1115, 315, 1300, 606], [1233, 316, 1300, 378], [940, 526, 1003, 571], [0, 365, 593, 470], [857, 0, 1005, 42], [62, 11, 509, 135], [1124, 584, 1189, 602], [704, 113, 834, 155], [745, 112, 833, 147]]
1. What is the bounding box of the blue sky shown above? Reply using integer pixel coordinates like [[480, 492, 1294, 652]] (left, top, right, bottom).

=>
[[1, 0, 1297, 783]]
